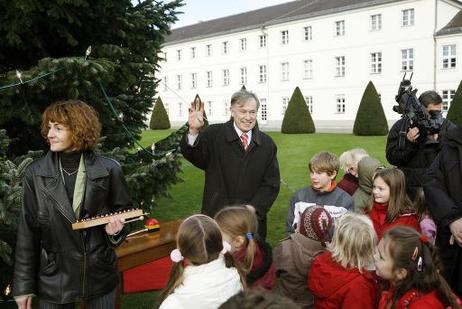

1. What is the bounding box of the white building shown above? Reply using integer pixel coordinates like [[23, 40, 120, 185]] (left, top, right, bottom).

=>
[[157, 0, 462, 132]]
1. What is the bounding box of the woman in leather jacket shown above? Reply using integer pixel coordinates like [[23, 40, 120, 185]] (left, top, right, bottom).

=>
[[13, 100, 132, 308]]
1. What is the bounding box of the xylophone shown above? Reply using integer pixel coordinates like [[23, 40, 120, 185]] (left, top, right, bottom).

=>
[[72, 208, 145, 230]]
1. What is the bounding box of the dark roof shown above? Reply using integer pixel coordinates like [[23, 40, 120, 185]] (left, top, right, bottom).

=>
[[436, 9, 462, 36], [165, 0, 404, 44]]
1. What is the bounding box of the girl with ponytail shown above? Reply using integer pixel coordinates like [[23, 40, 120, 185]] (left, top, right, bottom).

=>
[[160, 214, 244, 309], [375, 226, 461, 309], [215, 205, 276, 290]]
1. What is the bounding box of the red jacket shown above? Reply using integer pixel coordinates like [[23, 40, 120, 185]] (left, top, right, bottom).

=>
[[308, 251, 376, 309], [368, 202, 421, 240], [379, 288, 461, 309]]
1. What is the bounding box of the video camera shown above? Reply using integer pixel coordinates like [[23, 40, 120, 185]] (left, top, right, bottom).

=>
[[393, 73, 444, 148]]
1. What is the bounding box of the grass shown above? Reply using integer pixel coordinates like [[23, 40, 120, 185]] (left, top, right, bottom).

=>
[[122, 129, 389, 308]]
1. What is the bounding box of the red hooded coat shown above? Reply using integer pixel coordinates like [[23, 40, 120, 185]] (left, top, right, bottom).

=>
[[308, 252, 376, 309]]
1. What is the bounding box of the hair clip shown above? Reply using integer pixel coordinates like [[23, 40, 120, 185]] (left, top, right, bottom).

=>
[[417, 256, 423, 272], [411, 247, 419, 261], [420, 235, 429, 244], [170, 248, 184, 263], [246, 232, 254, 240], [221, 241, 231, 254]]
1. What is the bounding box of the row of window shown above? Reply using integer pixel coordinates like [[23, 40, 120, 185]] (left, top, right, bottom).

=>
[[165, 89, 454, 120], [164, 45, 457, 90], [168, 9, 416, 62]]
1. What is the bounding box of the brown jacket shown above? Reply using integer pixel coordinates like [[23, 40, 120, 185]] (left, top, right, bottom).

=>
[[273, 233, 326, 308]]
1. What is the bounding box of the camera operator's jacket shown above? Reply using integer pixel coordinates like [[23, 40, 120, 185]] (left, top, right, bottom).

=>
[[385, 118, 455, 197]]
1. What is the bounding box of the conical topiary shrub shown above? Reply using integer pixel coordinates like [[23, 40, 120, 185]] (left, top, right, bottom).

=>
[[149, 97, 171, 129], [281, 87, 315, 133], [447, 80, 462, 127], [353, 81, 388, 136]]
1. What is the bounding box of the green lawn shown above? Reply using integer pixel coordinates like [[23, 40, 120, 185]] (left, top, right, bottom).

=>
[[122, 129, 389, 308]]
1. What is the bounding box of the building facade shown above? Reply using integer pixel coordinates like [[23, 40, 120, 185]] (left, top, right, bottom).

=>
[[157, 0, 462, 131]]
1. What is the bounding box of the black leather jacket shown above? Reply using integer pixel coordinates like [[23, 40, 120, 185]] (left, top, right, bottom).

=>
[[13, 151, 132, 303]]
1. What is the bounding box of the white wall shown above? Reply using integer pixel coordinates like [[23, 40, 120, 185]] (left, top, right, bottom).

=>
[[156, 0, 462, 131]]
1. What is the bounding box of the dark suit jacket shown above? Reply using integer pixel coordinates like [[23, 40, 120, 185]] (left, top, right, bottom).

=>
[[180, 120, 280, 238]]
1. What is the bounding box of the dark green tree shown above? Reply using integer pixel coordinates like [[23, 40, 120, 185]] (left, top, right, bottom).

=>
[[0, 0, 185, 300], [281, 87, 315, 133], [353, 81, 388, 136], [150, 97, 171, 129], [447, 80, 462, 127]]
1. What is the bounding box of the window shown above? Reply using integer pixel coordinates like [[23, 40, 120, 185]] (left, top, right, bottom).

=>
[[240, 67, 247, 85], [259, 34, 267, 48], [371, 52, 382, 73], [178, 102, 183, 117], [402, 9, 414, 26], [303, 59, 313, 79], [191, 47, 196, 59], [176, 74, 182, 90], [163, 76, 168, 91], [442, 90, 455, 111], [206, 71, 213, 88], [206, 44, 212, 56], [370, 14, 382, 31], [191, 73, 197, 89], [401, 48, 414, 71], [442, 45, 457, 69], [281, 62, 289, 81], [304, 26, 312, 41], [260, 98, 267, 121], [282, 97, 289, 115], [240, 38, 247, 51], [305, 96, 313, 113], [259, 65, 267, 83], [281, 30, 289, 45], [335, 20, 345, 36], [223, 69, 230, 86], [176, 49, 181, 61], [224, 100, 230, 116], [336, 95, 346, 114], [222, 41, 228, 54], [207, 101, 213, 116], [335, 56, 345, 77]]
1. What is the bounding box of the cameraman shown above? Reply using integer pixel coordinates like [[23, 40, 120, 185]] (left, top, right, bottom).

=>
[[386, 90, 455, 201]]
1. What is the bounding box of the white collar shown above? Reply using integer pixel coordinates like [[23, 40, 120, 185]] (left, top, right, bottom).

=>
[[233, 122, 252, 142]]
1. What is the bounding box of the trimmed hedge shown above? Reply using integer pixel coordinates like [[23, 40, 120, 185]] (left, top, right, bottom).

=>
[[281, 87, 315, 133], [447, 80, 462, 127], [353, 81, 388, 136], [149, 97, 171, 129]]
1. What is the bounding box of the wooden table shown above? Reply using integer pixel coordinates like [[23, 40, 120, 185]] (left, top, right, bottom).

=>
[[114, 219, 182, 308]]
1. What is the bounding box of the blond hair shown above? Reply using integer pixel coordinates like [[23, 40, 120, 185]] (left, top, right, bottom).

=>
[[339, 148, 368, 173], [161, 214, 245, 300], [329, 212, 377, 270], [309, 151, 339, 176], [215, 205, 258, 274]]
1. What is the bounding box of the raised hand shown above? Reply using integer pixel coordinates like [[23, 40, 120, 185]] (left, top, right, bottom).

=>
[[188, 98, 205, 135]]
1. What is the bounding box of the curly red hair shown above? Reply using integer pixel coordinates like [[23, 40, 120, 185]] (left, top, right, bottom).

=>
[[41, 100, 101, 151]]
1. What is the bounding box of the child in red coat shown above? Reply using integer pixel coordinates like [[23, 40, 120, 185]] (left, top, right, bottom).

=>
[[367, 167, 420, 240], [375, 226, 461, 309], [308, 212, 378, 309]]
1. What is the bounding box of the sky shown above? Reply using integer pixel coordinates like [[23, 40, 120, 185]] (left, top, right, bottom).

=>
[[171, 0, 294, 29]]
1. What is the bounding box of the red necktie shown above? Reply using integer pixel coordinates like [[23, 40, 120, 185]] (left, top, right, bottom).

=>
[[241, 133, 249, 151]]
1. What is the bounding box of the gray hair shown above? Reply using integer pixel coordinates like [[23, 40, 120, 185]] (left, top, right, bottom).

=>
[[230, 90, 260, 110], [418, 90, 442, 107]]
